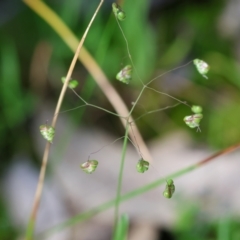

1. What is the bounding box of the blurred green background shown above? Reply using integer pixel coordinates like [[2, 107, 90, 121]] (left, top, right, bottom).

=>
[[1, 0, 240, 239]]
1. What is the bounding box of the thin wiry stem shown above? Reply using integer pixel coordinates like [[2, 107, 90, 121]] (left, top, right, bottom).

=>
[[115, 16, 144, 86], [71, 89, 126, 118], [146, 60, 193, 86], [131, 102, 181, 123], [88, 134, 142, 161], [114, 123, 130, 235], [145, 86, 191, 107], [88, 136, 126, 158], [54, 104, 86, 116]]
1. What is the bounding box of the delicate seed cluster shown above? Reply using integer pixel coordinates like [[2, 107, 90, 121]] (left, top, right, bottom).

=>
[[39, 124, 55, 143], [112, 3, 126, 21], [193, 59, 209, 79], [184, 105, 203, 129], [116, 65, 132, 84], [136, 159, 149, 173], [61, 77, 79, 89], [80, 160, 98, 174], [163, 179, 175, 199]]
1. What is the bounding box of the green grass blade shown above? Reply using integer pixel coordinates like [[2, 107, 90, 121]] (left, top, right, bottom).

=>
[[113, 214, 129, 240], [114, 124, 129, 234]]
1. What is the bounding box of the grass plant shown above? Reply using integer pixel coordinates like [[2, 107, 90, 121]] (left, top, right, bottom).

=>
[[21, 0, 240, 239]]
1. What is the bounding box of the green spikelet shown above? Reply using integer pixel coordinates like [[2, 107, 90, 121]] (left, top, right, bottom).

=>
[[112, 3, 126, 21], [193, 59, 209, 79], [116, 65, 132, 84], [191, 105, 202, 114], [39, 124, 55, 143], [61, 77, 79, 89], [136, 159, 149, 173], [80, 160, 98, 174], [184, 113, 203, 129], [163, 179, 175, 199]]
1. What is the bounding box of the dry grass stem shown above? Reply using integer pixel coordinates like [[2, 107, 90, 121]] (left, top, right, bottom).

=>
[[25, 0, 104, 237]]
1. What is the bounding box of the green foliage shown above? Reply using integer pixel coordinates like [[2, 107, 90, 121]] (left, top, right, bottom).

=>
[[208, 101, 240, 148], [0, 35, 35, 166], [0, 199, 18, 239], [0, 38, 34, 128], [175, 205, 240, 240]]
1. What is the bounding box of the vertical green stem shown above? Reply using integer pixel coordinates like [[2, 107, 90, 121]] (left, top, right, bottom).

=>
[[114, 122, 130, 235]]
